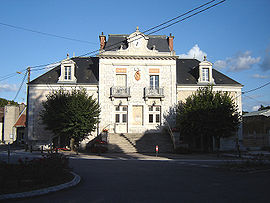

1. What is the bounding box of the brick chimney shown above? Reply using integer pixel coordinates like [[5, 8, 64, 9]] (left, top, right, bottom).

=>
[[99, 32, 106, 50], [168, 33, 174, 51]]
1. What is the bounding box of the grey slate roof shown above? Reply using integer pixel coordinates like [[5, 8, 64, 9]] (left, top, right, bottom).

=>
[[104, 34, 170, 52], [30, 57, 99, 84], [176, 59, 242, 86], [243, 109, 270, 117], [30, 57, 241, 87]]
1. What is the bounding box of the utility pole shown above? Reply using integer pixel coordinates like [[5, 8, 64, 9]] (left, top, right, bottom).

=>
[[27, 67, 31, 83], [25, 66, 31, 152]]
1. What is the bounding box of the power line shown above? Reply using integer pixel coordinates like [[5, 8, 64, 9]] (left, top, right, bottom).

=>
[[243, 94, 269, 106], [0, 68, 27, 82], [243, 80, 270, 95], [1, 0, 226, 75], [82, 1, 226, 57], [42, 0, 226, 63], [13, 71, 27, 101], [0, 22, 97, 45], [142, 0, 217, 34], [80, 0, 223, 57], [147, 0, 226, 35]]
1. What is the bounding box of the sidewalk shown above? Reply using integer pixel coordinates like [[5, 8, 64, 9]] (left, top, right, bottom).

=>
[[222, 150, 270, 159], [63, 151, 237, 161], [2, 148, 270, 162]]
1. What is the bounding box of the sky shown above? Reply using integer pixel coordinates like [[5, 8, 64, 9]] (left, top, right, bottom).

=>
[[0, 0, 269, 112]]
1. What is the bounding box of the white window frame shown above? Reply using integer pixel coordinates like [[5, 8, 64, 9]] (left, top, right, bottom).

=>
[[202, 68, 209, 82], [64, 66, 71, 80], [116, 74, 127, 87], [115, 106, 128, 123], [150, 75, 159, 89], [148, 105, 161, 124]]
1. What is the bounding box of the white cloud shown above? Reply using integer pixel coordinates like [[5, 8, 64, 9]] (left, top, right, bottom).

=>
[[252, 105, 260, 111], [214, 60, 227, 69], [179, 44, 207, 61], [0, 84, 17, 92], [214, 51, 261, 72], [252, 74, 270, 79]]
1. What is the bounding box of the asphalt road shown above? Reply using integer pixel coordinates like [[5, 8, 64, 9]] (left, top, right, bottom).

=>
[[5, 156, 270, 203]]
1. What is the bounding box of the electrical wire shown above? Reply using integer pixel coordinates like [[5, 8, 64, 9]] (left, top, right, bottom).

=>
[[243, 80, 270, 95], [147, 0, 226, 35], [0, 0, 226, 78], [0, 22, 97, 45], [0, 68, 27, 79], [80, 1, 226, 58], [142, 0, 216, 34], [0, 68, 27, 82], [13, 71, 27, 101], [28, 0, 225, 69], [243, 94, 269, 106]]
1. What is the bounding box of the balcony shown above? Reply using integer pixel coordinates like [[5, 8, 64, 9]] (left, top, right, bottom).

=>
[[110, 86, 131, 99], [144, 87, 164, 99]]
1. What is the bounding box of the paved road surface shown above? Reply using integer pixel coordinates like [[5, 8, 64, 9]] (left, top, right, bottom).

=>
[[5, 155, 270, 203]]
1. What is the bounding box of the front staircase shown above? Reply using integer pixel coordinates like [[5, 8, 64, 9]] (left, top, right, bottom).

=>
[[107, 133, 173, 153]]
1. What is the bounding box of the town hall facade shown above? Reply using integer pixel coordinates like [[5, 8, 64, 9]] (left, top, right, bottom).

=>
[[27, 28, 242, 150]]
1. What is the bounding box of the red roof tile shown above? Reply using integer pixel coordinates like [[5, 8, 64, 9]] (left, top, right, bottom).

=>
[[14, 114, 26, 127]]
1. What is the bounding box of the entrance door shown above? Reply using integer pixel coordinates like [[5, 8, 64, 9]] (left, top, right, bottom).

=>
[[132, 106, 143, 125], [115, 105, 128, 133]]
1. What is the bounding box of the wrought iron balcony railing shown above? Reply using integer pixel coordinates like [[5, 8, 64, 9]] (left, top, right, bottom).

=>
[[144, 87, 164, 98], [110, 86, 131, 98]]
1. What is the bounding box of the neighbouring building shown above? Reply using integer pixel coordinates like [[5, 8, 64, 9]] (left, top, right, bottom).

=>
[[0, 104, 26, 144], [26, 28, 242, 151], [242, 109, 270, 149], [0, 107, 4, 143]]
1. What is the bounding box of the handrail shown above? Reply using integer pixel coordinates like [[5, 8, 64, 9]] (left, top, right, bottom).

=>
[[164, 121, 176, 150], [144, 87, 164, 98], [110, 86, 130, 97], [101, 123, 112, 132]]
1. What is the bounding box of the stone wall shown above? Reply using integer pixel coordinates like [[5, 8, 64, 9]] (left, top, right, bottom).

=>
[[176, 86, 242, 113], [27, 84, 98, 144], [99, 57, 177, 134], [2, 105, 25, 143]]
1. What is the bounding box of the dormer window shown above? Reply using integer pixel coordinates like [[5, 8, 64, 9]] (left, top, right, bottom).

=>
[[198, 57, 215, 84], [58, 55, 77, 83]]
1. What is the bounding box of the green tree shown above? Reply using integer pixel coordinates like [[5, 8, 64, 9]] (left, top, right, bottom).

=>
[[176, 86, 240, 152], [258, 105, 270, 111], [40, 88, 100, 148], [0, 98, 19, 107]]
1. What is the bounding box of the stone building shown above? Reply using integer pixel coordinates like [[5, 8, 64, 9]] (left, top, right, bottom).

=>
[[26, 28, 242, 151], [1, 104, 26, 144], [242, 109, 270, 149]]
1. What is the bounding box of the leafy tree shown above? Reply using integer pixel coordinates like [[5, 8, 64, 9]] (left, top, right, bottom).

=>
[[258, 105, 270, 111], [242, 111, 249, 115], [0, 98, 19, 107], [176, 86, 240, 152], [40, 88, 100, 148]]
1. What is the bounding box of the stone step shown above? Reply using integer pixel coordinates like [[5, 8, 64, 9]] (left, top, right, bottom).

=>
[[107, 133, 173, 153]]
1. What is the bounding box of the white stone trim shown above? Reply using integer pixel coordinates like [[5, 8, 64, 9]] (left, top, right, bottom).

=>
[[58, 58, 77, 83], [198, 60, 215, 84], [28, 84, 98, 90]]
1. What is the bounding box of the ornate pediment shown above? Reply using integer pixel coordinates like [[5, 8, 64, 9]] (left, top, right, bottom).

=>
[[99, 27, 176, 58]]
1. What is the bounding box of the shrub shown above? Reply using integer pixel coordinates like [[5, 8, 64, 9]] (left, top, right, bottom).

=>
[[0, 153, 70, 194]]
